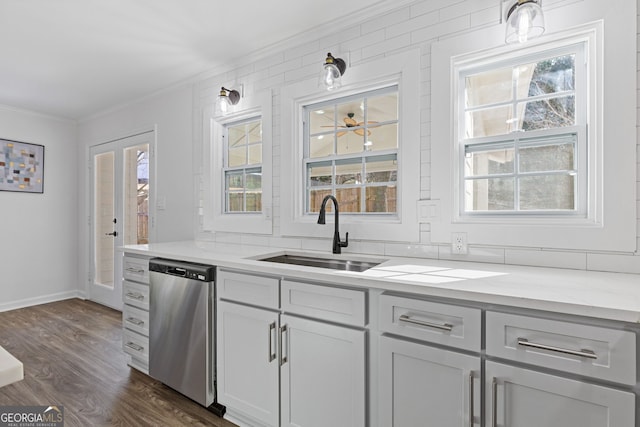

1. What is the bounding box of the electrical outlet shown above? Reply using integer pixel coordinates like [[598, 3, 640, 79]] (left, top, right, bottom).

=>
[[451, 232, 468, 255]]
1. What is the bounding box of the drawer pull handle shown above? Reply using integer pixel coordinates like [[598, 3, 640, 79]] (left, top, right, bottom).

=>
[[125, 292, 145, 301], [399, 314, 453, 332], [125, 342, 144, 352], [126, 317, 144, 326], [491, 377, 498, 427], [469, 371, 474, 427], [268, 322, 277, 362], [279, 325, 288, 366], [517, 338, 598, 360], [126, 267, 145, 274]]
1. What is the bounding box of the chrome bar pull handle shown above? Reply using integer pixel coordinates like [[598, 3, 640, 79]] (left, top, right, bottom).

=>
[[279, 325, 288, 366], [126, 317, 144, 326], [491, 377, 498, 427], [469, 371, 474, 427], [517, 338, 598, 360], [126, 267, 145, 274], [268, 322, 276, 362], [125, 342, 144, 352], [125, 292, 144, 301], [399, 314, 453, 332]]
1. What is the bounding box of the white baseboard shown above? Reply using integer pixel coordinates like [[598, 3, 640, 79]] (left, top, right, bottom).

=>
[[0, 290, 85, 313]]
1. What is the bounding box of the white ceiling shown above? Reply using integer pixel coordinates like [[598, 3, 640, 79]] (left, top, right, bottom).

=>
[[0, 0, 394, 121]]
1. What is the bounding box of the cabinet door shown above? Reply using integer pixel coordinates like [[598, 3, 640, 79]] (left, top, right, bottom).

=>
[[379, 336, 481, 427], [217, 301, 280, 427], [280, 314, 366, 427], [485, 361, 635, 427]]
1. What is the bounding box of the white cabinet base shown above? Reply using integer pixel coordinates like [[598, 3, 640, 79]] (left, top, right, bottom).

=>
[[280, 314, 365, 427], [379, 336, 480, 427], [486, 361, 635, 427]]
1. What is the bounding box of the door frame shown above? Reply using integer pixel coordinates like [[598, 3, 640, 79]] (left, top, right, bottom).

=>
[[86, 128, 156, 309]]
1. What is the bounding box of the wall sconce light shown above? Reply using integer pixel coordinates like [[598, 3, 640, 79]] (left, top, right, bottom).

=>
[[320, 53, 347, 91], [504, 0, 545, 44], [216, 86, 241, 115]]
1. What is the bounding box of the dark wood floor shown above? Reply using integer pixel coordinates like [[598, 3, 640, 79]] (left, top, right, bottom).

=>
[[0, 298, 238, 427]]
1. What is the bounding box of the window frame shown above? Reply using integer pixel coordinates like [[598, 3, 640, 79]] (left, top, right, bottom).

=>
[[279, 49, 421, 243], [455, 42, 588, 218], [202, 89, 273, 235], [431, 11, 637, 252]]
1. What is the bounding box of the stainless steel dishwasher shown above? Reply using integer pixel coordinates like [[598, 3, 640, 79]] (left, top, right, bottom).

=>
[[148, 258, 225, 416]]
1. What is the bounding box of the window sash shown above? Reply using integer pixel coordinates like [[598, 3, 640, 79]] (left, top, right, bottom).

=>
[[303, 86, 399, 215], [222, 117, 263, 213], [461, 129, 584, 214], [456, 41, 587, 216]]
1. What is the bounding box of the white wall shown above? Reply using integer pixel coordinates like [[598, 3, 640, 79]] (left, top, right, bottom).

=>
[[76, 84, 195, 298], [0, 106, 79, 311], [193, 0, 640, 274]]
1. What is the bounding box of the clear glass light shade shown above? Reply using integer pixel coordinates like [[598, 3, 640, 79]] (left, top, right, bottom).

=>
[[321, 63, 342, 91], [216, 94, 231, 115], [505, 1, 545, 44]]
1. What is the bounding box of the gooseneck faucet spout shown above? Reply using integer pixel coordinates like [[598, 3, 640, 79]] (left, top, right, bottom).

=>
[[317, 195, 349, 254]]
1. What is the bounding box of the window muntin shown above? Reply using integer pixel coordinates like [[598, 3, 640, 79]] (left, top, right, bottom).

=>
[[464, 134, 578, 212], [223, 118, 262, 213], [459, 45, 585, 215], [304, 87, 398, 214]]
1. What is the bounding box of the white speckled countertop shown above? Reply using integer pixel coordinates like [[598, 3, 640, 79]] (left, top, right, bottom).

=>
[[121, 241, 640, 324]]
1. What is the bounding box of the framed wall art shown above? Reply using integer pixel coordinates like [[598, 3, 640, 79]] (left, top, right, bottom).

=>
[[0, 139, 44, 193]]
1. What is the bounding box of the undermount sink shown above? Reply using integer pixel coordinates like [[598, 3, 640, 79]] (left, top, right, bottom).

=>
[[258, 254, 383, 272]]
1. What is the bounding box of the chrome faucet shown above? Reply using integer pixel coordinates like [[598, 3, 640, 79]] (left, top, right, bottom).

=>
[[317, 195, 349, 254]]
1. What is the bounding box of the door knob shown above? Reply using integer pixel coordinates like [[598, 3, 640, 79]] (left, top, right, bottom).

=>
[[105, 231, 118, 237]]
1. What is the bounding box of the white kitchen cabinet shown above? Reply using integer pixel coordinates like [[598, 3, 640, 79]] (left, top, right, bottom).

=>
[[280, 314, 365, 427], [121, 254, 150, 373], [485, 361, 635, 427], [216, 270, 367, 427], [379, 336, 480, 427], [217, 300, 280, 427]]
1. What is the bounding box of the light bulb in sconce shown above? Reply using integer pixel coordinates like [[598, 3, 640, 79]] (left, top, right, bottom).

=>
[[320, 53, 347, 91], [216, 87, 240, 116], [504, 0, 544, 44]]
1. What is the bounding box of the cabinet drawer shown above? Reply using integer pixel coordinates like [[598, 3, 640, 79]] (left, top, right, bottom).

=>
[[217, 269, 279, 309], [123, 304, 149, 336], [379, 294, 481, 352], [123, 280, 150, 310], [282, 280, 366, 327], [486, 311, 636, 386], [123, 329, 149, 361], [123, 255, 149, 284]]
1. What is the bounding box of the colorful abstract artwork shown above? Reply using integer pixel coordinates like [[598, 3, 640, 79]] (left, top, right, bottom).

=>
[[0, 139, 44, 193]]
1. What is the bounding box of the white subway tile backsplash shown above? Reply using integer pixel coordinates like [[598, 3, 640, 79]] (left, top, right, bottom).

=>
[[386, 11, 439, 39], [439, 0, 495, 22], [505, 249, 587, 270], [410, 0, 459, 18], [587, 253, 640, 274], [384, 242, 438, 259], [361, 7, 411, 35], [193, 0, 640, 275], [340, 29, 386, 52], [411, 15, 470, 43], [439, 246, 506, 264]]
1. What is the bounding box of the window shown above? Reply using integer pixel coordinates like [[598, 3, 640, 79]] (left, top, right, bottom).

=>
[[223, 118, 263, 213], [203, 89, 272, 235], [458, 45, 585, 215], [304, 87, 399, 215], [280, 49, 421, 242], [431, 12, 637, 252]]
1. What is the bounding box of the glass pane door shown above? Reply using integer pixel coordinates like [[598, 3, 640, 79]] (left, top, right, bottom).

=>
[[89, 132, 153, 309]]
